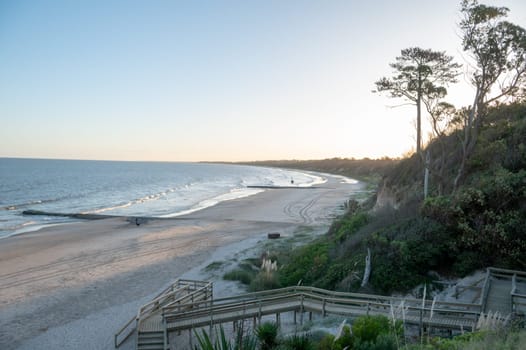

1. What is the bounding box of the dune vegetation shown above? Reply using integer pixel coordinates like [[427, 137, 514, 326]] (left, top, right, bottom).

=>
[[241, 0, 526, 296]]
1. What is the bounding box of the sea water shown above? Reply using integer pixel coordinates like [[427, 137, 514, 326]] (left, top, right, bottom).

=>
[[0, 158, 325, 239]]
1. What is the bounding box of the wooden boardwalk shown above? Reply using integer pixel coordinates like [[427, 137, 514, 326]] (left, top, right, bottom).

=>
[[163, 287, 480, 334], [115, 267, 526, 350], [114, 279, 212, 350], [483, 267, 526, 317]]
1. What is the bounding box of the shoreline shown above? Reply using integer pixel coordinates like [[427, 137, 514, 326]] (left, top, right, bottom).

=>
[[1, 168, 328, 240], [0, 174, 364, 350]]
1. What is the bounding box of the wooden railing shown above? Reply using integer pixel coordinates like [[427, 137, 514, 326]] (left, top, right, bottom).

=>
[[116, 268, 526, 348], [510, 273, 526, 316], [485, 267, 526, 317], [163, 285, 482, 333], [114, 279, 212, 348], [481, 268, 492, 312]]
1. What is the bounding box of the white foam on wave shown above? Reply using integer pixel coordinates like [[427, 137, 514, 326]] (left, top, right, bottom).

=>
[[332, 174, 359, 184], [84, 186, 184, 214], [295, 172, 327, 187], [161, 187, 264, 218], [0, 221, 72, 239]]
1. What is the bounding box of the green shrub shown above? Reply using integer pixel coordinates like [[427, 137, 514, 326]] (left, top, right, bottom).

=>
[[249, 271, 281, 291], [278, 240, 329, 287], [333, 325, 353, 350], [281, 334, 314, 350], [352, 315, 391, 343], [332, 212, 369, 242], [255, 322, 279, 350], [421, 330, 526, 350], [316, 333, 335, 350], [223, 269, 255, 285], [353, 333, 398, 350], [194, 325, 257, 350]]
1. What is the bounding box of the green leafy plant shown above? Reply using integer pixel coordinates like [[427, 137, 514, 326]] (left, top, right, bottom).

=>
[[352, 315, 391, 344], [194, 325, 257, 350], [255, 322, 279, 350], [223, 269, 256, 285], [281, 333, 314, 350]]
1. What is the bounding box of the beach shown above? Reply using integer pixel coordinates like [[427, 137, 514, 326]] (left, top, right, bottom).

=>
[[0, 174, 364, 350]]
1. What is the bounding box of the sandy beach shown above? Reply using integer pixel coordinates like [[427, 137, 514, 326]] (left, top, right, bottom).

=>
[[0, 174, 364, 350]]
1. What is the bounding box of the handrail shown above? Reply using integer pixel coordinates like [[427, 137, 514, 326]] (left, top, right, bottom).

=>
[[118, 267, 526, 345], [115, 279, 212, 348], [138, 280, 211, 319], [489, 267, 526, 278], [114, 315, 137, 348], [138, 285, 189, 316], [162, 284, 213, 315], [481, 268, 491, 312], [511, 274, 517, 314], [164, 289, 480, 329], [162, 285, 481, 318]]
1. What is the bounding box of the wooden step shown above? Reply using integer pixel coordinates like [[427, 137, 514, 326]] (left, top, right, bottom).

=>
[[137, 345, 164, 350], [138, 331, 164, 350]]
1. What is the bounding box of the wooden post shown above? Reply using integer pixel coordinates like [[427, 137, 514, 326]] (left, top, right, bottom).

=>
[[163, 318, 168, 350], [300, 295, 304, 325], [309, 312, 312, 321], [189, 327, 193, 349], [276, 312, 280, 326], [322, 299, 326, 317], [294, 310, 297, 324], [419, 308, 423, 337]]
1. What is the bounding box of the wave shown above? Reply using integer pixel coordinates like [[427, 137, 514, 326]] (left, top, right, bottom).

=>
[[0, 221, 71, 239], [161, 187, 264, 218], [84, 187, 178, 214], [295, 172, 327, 187], [0, 200, 44, 211], [331, 174, 359, 184]]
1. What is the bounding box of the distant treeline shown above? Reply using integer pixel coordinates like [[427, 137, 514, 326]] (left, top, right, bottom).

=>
[[238, 158, 399, 182]]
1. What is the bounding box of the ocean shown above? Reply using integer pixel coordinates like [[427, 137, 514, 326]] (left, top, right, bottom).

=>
[[0, 158, 325, 239]]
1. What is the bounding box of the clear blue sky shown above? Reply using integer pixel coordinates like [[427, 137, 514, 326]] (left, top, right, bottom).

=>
[[1, 0, 525, 161]]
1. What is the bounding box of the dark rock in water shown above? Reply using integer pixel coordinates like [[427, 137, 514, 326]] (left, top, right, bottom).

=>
[[267, 232, 280, 239], [22, 209, 113, 220]]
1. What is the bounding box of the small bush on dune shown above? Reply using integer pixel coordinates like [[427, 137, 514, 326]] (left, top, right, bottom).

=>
[[278, 240, 330, 287], [334, 325, 353, 350], [249, 272, 281, 291], [417, 329, 526, 350], [255, 322, 279, 350], [353, 333, 397, 350], [316, 333, 335, 350], [281, 333, 315, 350], [352, 315, 391, 344], [223, 269, 255, 285]]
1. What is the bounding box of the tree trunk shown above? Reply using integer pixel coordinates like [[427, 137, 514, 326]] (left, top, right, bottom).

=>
[[361, 248, 371, 288], [424, 151, 430, 199], [454, 89, 480, 191], [416, 90, 422, 156]]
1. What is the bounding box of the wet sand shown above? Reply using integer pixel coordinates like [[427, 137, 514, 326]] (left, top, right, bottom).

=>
[[0, 175, 364, 350]]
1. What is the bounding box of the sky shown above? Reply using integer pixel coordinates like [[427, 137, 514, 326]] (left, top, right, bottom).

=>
[[1, 0, 525, 162]]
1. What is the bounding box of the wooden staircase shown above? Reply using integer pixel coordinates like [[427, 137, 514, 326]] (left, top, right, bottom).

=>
[[484, 278, 512, 315], [115, 267, 526, 349], [137, 331, 164, 350], [114, 279, 213, 349], [137, 313, 165, 350]]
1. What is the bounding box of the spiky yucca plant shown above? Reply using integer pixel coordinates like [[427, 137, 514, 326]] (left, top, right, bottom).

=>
[[194, 325, 257, 350]]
